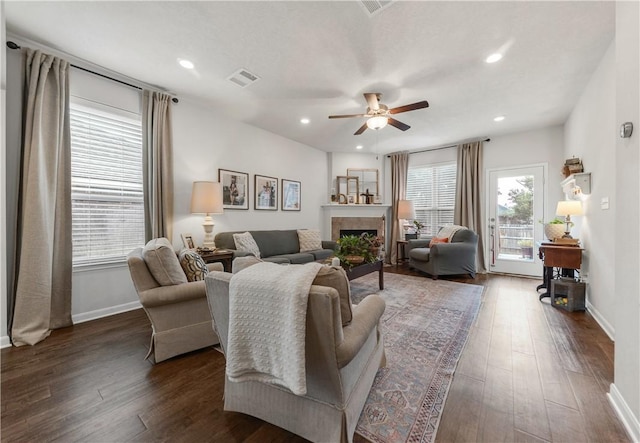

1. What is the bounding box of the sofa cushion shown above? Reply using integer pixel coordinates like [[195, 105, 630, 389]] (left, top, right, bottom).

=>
[[297, 229, 322, 252], [409, 247, 431, 262], [233, 232, 261, 258], [142, 238, 188, 286], [310, 249, 334, 261], [251, 230, 300, 257], [231, 255, 353, 325], [179, 249, 209, 282], [273, 253, 316, 264]]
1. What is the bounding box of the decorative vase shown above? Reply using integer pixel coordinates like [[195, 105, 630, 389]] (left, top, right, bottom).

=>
[[544, 223, 565, 241]]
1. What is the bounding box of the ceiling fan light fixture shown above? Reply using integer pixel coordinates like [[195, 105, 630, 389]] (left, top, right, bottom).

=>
[[366, 116, 388, 130]]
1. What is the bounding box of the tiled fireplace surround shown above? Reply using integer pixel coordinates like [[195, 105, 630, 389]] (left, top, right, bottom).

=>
[[330, 216, 386, 241]]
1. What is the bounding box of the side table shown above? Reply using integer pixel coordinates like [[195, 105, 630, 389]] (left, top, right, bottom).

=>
[[396, 240, 409, 266], [199, 249, 233, 272]]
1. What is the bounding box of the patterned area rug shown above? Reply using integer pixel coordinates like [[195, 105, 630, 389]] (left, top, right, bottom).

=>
[[350, 272, 483, 443]]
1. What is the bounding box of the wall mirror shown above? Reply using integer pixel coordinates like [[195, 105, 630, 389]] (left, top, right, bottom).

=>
[[347, 168, 379, 202]]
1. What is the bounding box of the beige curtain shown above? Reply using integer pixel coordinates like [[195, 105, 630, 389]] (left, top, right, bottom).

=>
[[389, 151, 410, 264], [11, 49, 73, 346], [455, 141, 486, 273], [142, 90, 174, 242]]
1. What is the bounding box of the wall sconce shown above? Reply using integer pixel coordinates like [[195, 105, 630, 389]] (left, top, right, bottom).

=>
[[190, 181, 223, 249]]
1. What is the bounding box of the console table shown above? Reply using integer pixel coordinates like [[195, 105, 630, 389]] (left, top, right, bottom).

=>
[[537, 243, 583, 300]]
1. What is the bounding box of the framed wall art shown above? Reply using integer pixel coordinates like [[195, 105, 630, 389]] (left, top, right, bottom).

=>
[[281, 179, 301, 211], [254, 174, 278, 210], [218, 169, 249, 210]]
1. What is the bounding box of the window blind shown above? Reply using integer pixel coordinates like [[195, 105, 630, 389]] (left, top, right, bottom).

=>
[[407, 162, 457, 237], [70, 103, 144, 266]]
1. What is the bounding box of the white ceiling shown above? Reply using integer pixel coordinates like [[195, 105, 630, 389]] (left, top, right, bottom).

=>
[[5, 1, 615, 155]]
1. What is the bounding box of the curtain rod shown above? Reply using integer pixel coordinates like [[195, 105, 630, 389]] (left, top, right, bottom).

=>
[[6, 41, 179, 103], [387, 138, 491, 157]]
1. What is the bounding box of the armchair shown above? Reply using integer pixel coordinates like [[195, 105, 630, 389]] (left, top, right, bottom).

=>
[[127, 243, 223, 363], [406, 228, 478, 279], [205, 270, 386, 443]]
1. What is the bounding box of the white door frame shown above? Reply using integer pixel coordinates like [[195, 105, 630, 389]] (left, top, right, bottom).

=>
[[485, 163, 548, 277]]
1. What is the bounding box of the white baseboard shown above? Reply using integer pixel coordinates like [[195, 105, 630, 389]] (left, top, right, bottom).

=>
[[609, 383, 640, 442], [72, 301, 142, 325], [586, 299, 615, 341], [1, 335, 11, 349], [0, 302, 142, 349]]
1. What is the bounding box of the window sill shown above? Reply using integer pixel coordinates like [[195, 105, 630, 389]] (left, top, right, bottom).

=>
[[73, 259, 128, 273]]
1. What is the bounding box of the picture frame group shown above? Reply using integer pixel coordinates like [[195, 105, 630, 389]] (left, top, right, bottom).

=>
[[218, 168, 300, 212]]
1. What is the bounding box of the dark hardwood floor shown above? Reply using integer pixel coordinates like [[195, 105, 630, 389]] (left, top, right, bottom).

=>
[[1, 266, 630, 442]]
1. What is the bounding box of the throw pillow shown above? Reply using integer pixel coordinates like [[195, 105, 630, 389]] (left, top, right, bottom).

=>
[[179, 249, 209, 282], [142, 238, 188, 286], [312, 266, 353, 326], [429, 237, 449, 248], [233, 232, 261, 258], [297, 229, 322, 252]]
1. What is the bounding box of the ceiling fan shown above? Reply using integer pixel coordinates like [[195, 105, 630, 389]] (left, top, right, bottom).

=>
[[328, 93, 429, 135]]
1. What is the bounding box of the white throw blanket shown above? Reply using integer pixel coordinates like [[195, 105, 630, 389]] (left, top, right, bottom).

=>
[[226, 261, 323, 395], [437, 224, 467, 242]]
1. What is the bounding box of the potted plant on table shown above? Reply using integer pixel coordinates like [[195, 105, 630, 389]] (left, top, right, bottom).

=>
[[539, 218, 566, 241], [335, 233, 384, 267]]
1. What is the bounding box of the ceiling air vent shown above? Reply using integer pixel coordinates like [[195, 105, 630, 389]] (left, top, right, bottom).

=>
[[227, 68, 260, 88], [360, 0, 394, 16]]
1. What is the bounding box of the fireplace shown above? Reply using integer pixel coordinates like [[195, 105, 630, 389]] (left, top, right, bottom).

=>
[[331, 217, 385, 241]]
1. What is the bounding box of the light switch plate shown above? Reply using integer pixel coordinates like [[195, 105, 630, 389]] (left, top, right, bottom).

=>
[[601, 197, 609, 210]]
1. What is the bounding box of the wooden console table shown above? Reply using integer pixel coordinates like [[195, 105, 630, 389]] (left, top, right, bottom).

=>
[[537, 243, 583, 301]]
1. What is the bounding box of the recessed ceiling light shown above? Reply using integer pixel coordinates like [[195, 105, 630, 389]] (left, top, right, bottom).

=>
[[485, 53, 503, 64], [356, 145, 363, 150], [300, 118, 310, 124], [178, 59, 194, 70], [494, 115, 505, 122]]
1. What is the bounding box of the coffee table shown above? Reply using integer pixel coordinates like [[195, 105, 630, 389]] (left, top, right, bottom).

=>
[[344, 260, 383, 290]]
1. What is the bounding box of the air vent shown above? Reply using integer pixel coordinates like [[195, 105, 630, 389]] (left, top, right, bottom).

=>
[[227, 68, 260, 88], [360, 0, 394, 16]]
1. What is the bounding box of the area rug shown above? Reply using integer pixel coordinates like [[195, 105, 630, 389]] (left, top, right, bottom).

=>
[[350, 272, 483, 443]]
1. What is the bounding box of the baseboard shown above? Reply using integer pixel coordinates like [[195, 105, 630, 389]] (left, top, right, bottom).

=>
[[1, 335, 11, 349], [72, 301, 142, 325], [586, 299, 615, 341], [609, 383, 640, 442]]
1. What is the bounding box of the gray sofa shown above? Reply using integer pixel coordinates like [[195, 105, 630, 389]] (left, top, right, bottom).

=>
[[406, 228, 478, 279], [214, 230, 337, 263]]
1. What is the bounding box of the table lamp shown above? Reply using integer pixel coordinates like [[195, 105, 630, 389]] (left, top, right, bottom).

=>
[[190, 181, 223, 249], [397, 200, 416, 239], [556, 200, 583, 238]]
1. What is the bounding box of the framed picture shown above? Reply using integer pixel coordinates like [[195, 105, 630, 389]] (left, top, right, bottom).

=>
[[218, 169, 249, 210], [254, 174, 278, 210], [181, 233, 195, 249], [281, 179, 301, 211]]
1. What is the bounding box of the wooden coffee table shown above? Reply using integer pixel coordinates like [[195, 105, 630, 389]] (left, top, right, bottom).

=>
[[344, 260, 383, 290]]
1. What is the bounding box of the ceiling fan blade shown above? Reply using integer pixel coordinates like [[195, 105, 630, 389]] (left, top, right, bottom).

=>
[[388, 117, 410, 131], [388, 100, 429, 115], [354, 122, 368, 135], [363, 93, 380, 111], [328, 114, 367, 119]]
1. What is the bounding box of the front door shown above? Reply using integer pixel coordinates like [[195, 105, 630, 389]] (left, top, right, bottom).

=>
[[488, 165, 545, 276]]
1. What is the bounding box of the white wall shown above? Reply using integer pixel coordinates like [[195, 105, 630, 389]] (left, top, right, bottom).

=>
[[171, 98, 328, 250], [564, 42, 617, 336], [612, 1, 640, 439]]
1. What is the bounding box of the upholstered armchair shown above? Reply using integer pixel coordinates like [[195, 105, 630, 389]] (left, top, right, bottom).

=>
[[204, 268, 386, 443], [406, 228, 478, 279], [127, 238, 223, 363]]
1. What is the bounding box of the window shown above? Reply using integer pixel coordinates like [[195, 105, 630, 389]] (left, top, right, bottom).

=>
[[406, 162, 457, 237], [70, 101, 144, 266]]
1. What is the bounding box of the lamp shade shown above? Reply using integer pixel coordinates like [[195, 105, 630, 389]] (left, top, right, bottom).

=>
[[366, 116, 388, 130], [556, 200, 583, 217], [397, 200, 416, 220], [190, 181, 223, 214]]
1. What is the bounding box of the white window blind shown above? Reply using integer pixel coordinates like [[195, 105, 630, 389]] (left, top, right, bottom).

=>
[[406, 162, 457, 237], [70, 101, 144, 266]]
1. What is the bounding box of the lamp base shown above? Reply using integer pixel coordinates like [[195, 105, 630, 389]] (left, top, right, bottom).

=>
[[202, 215, 216, 250], [562, 232, 573, 239]]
